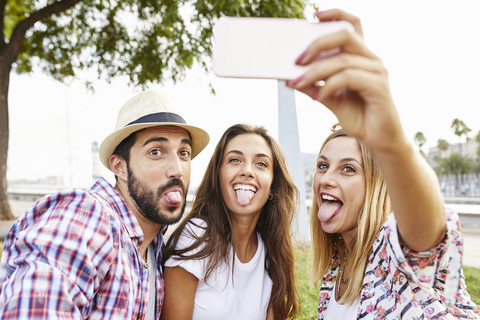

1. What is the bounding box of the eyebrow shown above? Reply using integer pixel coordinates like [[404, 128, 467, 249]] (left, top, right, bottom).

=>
[[143, 137, 192, 148], [318, 155, 363, 167], [226, 150, 272, 160]]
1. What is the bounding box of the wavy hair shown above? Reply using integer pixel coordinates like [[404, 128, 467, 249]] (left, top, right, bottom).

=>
[[310, 130, 391, 305], [164, 123, 300, 319]]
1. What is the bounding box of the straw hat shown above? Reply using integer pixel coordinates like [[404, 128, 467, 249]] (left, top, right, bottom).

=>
[[99, 90, 209, 170]]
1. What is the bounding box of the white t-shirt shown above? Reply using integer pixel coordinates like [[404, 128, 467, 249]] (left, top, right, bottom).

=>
[[324, 282, 361, 320], [164, 218, 273, 320]]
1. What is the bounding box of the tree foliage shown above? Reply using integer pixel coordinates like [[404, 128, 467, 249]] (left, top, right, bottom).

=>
[[435, 153, 474, 176], [0, 0, 306, 220], [437, 138, 449, 151], [451, 118, 471, 142], [9, 0, 306, 87], [414, 131, 426, 155]]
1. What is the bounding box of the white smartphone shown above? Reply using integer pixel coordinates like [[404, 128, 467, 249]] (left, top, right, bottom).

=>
[[212, 17, 354, 80]]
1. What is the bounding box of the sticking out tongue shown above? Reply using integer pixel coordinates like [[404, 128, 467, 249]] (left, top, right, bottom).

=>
[[165, 191, 182, 206], [236, 189, 255, 206], [317, 201, 342, 222]]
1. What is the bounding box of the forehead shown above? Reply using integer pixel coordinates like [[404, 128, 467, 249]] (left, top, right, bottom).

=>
[[225, 133, 272, 156], [135, 125, 191, 143], [321, 136, 362, 161]]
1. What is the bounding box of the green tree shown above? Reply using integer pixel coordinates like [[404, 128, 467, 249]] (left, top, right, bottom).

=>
[[436, 153, 474, 195], [0, 0, 306, 220], [437, 138, 449, 151], [475, 130, 480, 173], [436, 153, 474, 176], [451, 118, 472, 142], [414, 131, 426, 155]]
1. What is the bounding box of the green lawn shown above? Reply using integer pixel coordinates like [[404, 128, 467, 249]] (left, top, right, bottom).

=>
[[0, 241, 478, 316], [294, 246, 480, 318]]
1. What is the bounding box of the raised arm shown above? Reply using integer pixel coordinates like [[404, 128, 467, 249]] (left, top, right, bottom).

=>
[[287, 9, 446, 251]]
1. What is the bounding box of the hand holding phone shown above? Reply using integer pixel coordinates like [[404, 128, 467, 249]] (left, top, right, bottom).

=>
[[212, 17, 354, 80]]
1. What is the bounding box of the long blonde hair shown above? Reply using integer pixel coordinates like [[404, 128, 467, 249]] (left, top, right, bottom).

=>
[[310, 130, 391, 305]]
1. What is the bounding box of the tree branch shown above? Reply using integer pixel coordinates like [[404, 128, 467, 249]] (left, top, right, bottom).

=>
[[6, 0, 83, 64]]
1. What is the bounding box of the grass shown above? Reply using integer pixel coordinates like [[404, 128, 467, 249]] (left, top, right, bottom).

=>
[[464, 265, 480, 305], [0, 241, 478, 316], [294, 246, 480, 319], [295, 245, 320, 320]]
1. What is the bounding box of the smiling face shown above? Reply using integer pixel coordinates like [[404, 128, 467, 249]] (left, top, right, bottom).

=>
[[126, 126, 192, 225], [313, 136, 366, 241], [219, 133, 274, 218]]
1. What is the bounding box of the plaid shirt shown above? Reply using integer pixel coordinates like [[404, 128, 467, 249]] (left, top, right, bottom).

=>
[[0, 178, 166, 319]]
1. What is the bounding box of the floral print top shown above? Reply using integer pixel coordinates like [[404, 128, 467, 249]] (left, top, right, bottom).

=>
[[317, 209, 480, 319]]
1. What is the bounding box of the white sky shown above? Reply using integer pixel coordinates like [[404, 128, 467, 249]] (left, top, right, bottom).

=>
[[7, 0, 480, 189]]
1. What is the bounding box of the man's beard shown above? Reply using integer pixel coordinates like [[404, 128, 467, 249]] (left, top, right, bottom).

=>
[[127, 166, 187, 225]]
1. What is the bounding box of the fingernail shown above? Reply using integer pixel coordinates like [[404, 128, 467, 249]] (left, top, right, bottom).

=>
[[286, 74, 304, 87], [295, 50, 308, 65]]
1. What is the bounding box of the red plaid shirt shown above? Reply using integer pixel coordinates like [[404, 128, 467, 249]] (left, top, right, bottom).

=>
[[0, 178, 166, 319]]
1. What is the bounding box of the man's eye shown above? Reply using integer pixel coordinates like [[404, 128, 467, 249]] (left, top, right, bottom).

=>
[[180, 149, 191, 158], [149, 149, 162, 157]]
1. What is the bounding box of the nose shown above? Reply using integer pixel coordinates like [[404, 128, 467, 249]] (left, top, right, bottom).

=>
[[239, 162, 255, 178], [166, 154, 184, 179], [319, 168, 337, 188]]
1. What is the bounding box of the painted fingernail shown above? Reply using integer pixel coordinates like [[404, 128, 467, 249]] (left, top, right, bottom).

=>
[[286, 74, 304, 86], [295, 50, 308, 65]]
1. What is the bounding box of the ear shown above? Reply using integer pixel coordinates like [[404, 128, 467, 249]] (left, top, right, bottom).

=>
[[109, 154, 128, 181]]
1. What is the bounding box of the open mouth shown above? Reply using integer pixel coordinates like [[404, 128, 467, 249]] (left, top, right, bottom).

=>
[[163, 188, 183, 206], [234, 184, 257, 206], [318, 193, 343, 222]]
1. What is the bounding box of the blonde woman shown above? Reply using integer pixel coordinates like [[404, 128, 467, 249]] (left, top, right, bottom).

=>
[[287, 8, 479, 319]]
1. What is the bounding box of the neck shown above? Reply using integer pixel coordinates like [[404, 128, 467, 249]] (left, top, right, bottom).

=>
[[231, 214, 260, 263], [340, 227, 357, 252]]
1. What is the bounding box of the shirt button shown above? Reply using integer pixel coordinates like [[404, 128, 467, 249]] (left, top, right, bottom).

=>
[[137, 312, 143, 319], [138, 240, 143, 246], [144, 263, 149, 269]]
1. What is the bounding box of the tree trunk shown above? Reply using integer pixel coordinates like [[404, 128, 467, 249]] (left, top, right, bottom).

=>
[[0, 60, 14, 220]]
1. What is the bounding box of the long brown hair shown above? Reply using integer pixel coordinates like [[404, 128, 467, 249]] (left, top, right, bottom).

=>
[[310, 130, 391, 305], [164, 124, 300, 319]]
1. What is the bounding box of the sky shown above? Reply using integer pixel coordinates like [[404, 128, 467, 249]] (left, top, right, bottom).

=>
[[6, 0, 480, 190]]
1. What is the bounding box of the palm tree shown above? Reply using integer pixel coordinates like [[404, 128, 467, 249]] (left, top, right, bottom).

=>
[[437, 139, 449, 152], [451, 118, 472, 142], [436, 153, 474, 195], [414, 131, 426, 156]]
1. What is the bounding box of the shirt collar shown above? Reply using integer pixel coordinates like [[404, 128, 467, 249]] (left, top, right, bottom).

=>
[[91, 177, 144, 239]]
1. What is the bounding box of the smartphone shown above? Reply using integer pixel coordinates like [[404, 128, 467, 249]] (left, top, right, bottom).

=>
[[211, 17, 354, 80]]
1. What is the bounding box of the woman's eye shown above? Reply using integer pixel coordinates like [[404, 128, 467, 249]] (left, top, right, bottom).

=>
[[342, 165, 356, 173], [317, 163, 328, 170], [257, 161, 268, 168], [228, 157, 241, 163]]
